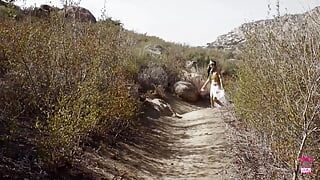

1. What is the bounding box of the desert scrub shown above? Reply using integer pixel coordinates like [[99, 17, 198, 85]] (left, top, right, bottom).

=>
[[234, 14, 320, 179], [0, 15, 139, 171], [126, 30, 237, 93]]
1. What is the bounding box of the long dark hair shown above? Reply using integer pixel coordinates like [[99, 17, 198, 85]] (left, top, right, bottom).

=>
[[207, 60, 217, 77]]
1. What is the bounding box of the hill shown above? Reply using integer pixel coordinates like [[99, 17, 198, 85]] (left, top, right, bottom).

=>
[[207, 6, 320, 50]]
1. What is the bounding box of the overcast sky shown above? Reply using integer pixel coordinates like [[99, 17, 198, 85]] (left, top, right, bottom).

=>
[[15, 0, 320, 46]]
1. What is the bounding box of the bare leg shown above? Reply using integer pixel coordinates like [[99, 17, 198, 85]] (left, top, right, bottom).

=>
[[214, 97, 224, 107], [210, 97, 214, 108]]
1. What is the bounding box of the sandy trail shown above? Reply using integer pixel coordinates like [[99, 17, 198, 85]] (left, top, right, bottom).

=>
[[150, 108, 233, 179], [83, 101, 234, 180]]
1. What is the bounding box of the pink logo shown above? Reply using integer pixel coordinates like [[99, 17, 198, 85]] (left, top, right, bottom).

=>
[[299, 155, 314, 174]]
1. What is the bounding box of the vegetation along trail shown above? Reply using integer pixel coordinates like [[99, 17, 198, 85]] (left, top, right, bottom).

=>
[[83, 98, 236, 180]]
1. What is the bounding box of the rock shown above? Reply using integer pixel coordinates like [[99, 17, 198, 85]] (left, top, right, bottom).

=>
[[40, 4, 55, 12], [207, 6, 320, 50], [126, 84, 140, 100], [174, 81, 200, 102], [182, 71, 205, 90], [144, 44, 166, 55], [145, 98, 174, 117], [207, 27, 245, 50], [32, 4, 59, 17], [22, 5, 96, 23], [60, 6, 96, 23], [144, 98, 182, 118], [185, 60, 198, 73]]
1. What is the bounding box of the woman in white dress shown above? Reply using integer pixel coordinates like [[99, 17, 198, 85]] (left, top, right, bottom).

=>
[[200, 60, 224, 108]]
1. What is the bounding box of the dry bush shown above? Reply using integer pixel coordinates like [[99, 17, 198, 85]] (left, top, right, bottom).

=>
[[126, 30, 237, 94], [0, 16, 139, 173], [137, 62, 169, 91], [234, 14, 320, 179]]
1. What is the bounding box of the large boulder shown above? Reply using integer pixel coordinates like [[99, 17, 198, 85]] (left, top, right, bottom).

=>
[[143, 98, 182, 118], [40, 4, 56, 12], [181, 70, 206, 90], [60, 6, 96, 23], [145, 98, 174, 117], [23, 5, 96, 23], [174, 81, 200, 102]]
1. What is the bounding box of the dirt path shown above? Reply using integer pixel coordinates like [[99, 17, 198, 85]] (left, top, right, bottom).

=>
[[83, 101, 235, 180], [145, 107, 234, 179]]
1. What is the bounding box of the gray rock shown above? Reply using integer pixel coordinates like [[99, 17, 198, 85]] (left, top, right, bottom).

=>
[[182, 71, 205, 90], [174, 81, 200, 102], [60, 6, 96, 23], [40, 4, 55, 12], [144, 44, 166, 55], [207, 27, 245, 49], [207, 6, 320, 49], [145, 98, 174, 117], [144, 98, 182, 118], [185, 60, 198, 73]]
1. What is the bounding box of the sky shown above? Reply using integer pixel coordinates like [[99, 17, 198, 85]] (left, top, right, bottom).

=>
[[15, 0, 320, 46]]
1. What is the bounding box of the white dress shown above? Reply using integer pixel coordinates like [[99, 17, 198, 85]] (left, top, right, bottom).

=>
[[209, 73, 226, 106], [210, 83, 222, 99]]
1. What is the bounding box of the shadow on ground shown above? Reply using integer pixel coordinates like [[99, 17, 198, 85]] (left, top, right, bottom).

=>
[[66, 95, 234, 180]]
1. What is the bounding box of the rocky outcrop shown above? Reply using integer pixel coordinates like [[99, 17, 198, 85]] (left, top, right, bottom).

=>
[[144, 44, 166, 55], [207, 6, 320, 49], [207, 28, 245, 49], [22, 4, 96, 23], [174, 81, 200, 102], [22, 4, 60, 18], [40, 4, 56, 12], [0, 1, 22, 19], [182, 70, 205, 90], [62, 6, 96, 23]]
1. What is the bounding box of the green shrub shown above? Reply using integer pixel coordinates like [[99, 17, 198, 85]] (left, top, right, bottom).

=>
[[234, 16, 320, 178], [0, 6, 237, 176], [0, 16, 139, 170]]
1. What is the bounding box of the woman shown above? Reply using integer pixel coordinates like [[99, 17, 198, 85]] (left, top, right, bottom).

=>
[[200, 60, 224, 108]]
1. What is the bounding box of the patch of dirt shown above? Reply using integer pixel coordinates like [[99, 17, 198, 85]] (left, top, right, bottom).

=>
[[74, 96, 236, 179]]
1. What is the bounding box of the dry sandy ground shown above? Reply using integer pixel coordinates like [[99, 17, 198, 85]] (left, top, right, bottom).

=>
[[81, 99, 236, 180], [152, 108, 234, 179]]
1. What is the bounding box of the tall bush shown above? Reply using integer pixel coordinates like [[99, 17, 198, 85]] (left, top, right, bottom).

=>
[[0, 16, 139, 169], [234, 15, 320, 179]]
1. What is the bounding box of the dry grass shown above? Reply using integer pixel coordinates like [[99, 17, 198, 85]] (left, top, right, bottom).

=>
[[0, 15, 139, 176], [233, 11, 320, 179], [223, 108, 292, 179], [0, 2, 237, 178]]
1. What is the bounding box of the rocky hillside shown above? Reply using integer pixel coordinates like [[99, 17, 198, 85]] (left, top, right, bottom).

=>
[[207, 6, 320, 49], [0, 1, 96, 22]]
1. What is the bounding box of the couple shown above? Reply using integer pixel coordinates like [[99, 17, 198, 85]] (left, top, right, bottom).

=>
[[200, 60, 225, 108]]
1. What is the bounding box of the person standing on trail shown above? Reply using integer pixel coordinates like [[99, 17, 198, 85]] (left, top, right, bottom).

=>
[[200, 60, 224, 108]]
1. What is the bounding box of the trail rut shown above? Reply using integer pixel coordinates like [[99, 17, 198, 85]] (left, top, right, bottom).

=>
[[83, 102, 235, 180], [144, 108, 234, 179]]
